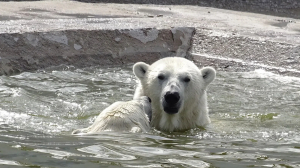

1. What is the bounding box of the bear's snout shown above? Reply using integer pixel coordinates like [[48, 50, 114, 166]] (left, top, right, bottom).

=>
[[164, 91, 180, 105], [163, 91, 181, 114]]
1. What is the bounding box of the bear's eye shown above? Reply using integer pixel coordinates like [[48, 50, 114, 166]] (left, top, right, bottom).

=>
[[157, 74, 165, 80], [183, 77, 190, 83]]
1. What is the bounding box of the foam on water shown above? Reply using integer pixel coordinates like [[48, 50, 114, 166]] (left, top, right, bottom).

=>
[[0, 65, 299, 167], [192, 53, 300, 75], [242, 69, 300, 83], [0, 108, 30, 126]]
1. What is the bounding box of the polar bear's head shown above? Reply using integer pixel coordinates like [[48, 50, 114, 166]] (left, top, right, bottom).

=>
[[133, 57, 215, 116]]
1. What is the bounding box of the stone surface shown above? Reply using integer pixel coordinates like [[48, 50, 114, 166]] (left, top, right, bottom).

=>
[[0, 27, 195, 75], [191, 29, 300, 77], [75, 0, 300, 19], [0, 0, 299, 77]]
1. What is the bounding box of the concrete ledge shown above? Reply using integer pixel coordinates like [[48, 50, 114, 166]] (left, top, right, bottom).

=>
[[0, 26, 194, 75], [191, 28, 300, 77]]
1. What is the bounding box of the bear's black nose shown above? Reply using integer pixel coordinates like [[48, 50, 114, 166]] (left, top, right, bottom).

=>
[[147, 97, 151, 103], [164, 91, 180, 105]]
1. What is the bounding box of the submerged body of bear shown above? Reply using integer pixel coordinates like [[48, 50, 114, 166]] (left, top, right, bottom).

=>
[[72, 96, 152, 134], [133, 57, 216, 132]]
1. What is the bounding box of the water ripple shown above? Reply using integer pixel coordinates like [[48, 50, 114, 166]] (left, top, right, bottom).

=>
[[0, 65, 299, 167], [78, 144, 136, 160]]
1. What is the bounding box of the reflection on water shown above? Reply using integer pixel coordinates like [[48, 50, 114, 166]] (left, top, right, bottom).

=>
[[0, 65, 299, 167]]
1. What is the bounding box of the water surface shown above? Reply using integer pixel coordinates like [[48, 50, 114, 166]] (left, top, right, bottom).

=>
[[0, 65, 299, 168]]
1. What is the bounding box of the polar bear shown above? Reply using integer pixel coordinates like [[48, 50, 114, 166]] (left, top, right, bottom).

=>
[[133, 57, 216, 132], [72, 96, 152, 134]]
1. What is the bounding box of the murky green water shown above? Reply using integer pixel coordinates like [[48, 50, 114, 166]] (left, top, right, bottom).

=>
[[0, 64, 300, 168]]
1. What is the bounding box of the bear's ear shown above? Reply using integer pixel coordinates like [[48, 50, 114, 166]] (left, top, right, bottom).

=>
[[133, 62, 150, 79], [201, 67, 216, 85]]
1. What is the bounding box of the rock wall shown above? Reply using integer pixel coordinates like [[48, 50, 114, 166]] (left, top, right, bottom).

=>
[[0, 27, 194, 75]]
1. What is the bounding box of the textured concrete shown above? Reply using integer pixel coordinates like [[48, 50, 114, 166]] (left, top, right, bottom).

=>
[[0, 1, 300, 77], [0, 1, 196, 75], [0, 27, 194, 75], [191, 28, 300, 77], [76, 0, 300, 19]]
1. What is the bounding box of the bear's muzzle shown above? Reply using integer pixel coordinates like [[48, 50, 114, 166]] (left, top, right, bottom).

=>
[[163, 91, 181, 114]]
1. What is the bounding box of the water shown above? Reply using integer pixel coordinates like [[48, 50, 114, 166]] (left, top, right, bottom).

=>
[[0, 65, 300, 168]]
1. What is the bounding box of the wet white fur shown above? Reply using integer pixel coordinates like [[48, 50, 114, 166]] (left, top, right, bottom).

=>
[[72, 97, 151, 134], [133, 57, 215, 132]]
